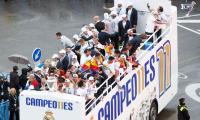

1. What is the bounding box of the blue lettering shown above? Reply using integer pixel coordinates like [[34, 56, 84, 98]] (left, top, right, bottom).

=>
[[120, 85, 126, 113], [104, 101, 110, 120], [48, 100, 52, 108], [26, 97, 30, 105], [36, 99, 42, 106], [150, 55, 155, 81], [98, 108, 104, 120], [31, 98, 35, 106], [144, 60, 150, 87], [111, 92, 120, 120], [131, 74, 137, 100], [126, 79, 131, 107], [43, 100, 48, 107], [52, 101, 57, 108], [68, 103, 73, 110]]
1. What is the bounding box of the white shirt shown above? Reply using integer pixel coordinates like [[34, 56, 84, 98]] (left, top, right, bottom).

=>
[[158, 12, 168, 22], [127, 9, 132, 21], [110, 16, 120, 33], [122, 20, 126, 28], [80, 42, 89, 54], [76, 87, 87, 97], [145, 14, 156, 33], [60, 35, 74, 48], [110, 7, 126, 17], [80, 54, 92, 66]]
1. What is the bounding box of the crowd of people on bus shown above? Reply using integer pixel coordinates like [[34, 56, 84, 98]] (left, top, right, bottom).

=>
[[0, 1, 170, 120]]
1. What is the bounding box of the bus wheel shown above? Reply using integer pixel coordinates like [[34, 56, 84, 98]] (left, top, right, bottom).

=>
[[149, 101, 158, 120]]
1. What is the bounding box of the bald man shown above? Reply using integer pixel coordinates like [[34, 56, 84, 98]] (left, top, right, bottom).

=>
[[93, 16, 105, 32]]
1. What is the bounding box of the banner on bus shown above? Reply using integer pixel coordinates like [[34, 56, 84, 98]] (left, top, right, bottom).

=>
[[20, 91, 85, 120]]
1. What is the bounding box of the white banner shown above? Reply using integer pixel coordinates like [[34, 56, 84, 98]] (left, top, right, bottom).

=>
[[20, 91, 85, 120]]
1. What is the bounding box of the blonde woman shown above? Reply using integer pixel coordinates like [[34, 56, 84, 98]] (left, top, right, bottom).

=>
[[9, 88, 19, 120]]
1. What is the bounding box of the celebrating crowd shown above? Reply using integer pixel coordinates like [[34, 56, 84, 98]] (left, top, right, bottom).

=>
[[0, 1, 169, 120]]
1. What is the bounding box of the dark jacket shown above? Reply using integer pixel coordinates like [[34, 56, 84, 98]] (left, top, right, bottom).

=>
[[56, 55, 69, 72], [118, 20, 131, 38], [10, 71, 20, 90], [0, 81, 9, 101], [95, 21, 105, 33], [126, 8, 138, 27], [34, 74, 44, 89], [9, 95, 19, 111], [178, 105, 190, 120], [98, 31, 112, 45], [128, 35, 142, 55], [19, 68, 28, 90]]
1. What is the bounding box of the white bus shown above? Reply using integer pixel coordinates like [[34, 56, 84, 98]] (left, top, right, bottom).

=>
[[20, 1, 178, 120]]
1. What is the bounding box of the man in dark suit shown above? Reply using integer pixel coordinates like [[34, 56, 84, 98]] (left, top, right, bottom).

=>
[[98, 26, 116, 46], [56, 49, 69, 72], [10, 66, 20, 96], [126, 33, 148, 56], [93, 16, 105, 33], [126, 4, 138, 28], [118, 14, 131, 47]]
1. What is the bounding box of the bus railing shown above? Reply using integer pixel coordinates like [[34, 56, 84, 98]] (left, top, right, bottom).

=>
[[0, 100, 9, 120], [85, 25, 171, 115]]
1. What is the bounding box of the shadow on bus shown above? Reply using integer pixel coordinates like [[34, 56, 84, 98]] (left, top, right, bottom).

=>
[[157, 108, 176, 120]]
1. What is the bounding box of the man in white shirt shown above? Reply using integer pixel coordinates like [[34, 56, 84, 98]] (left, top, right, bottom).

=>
[[80, 48, 92, 66], [76, 81, 88, 99], [56, 32, 74, 48], [145, 11, 157, 42], [156, 6, 168, 42]]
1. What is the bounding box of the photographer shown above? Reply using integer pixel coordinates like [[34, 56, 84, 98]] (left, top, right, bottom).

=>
[[0, 76, 9, 102]]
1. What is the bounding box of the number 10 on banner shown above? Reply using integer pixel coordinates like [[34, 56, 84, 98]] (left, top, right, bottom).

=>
[[156, 41, 171, 97]]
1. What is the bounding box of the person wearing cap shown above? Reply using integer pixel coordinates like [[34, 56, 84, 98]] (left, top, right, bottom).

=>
[[51, 54, 59, 67], [178, 98, 190, 120], [77, 38, 89, 55], [71, 55, 80, 68], [10, 66, 20, 96], [110, 11, 120, 33], [56, 32, 74, 49], [126, 3, 138, 28], [118, 14, 131, 47], [86, 76, 96, 100], [123, 28, 136, 48], [72, 34, 80, 43], [80, 27, 94, 43], [108, 1, 125, 16]]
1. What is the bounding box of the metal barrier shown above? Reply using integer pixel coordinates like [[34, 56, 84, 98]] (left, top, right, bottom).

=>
[[0, 101, 9, 120]]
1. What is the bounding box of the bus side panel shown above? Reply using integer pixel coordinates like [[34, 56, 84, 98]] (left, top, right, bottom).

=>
[[157, 6, 178, 113]]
